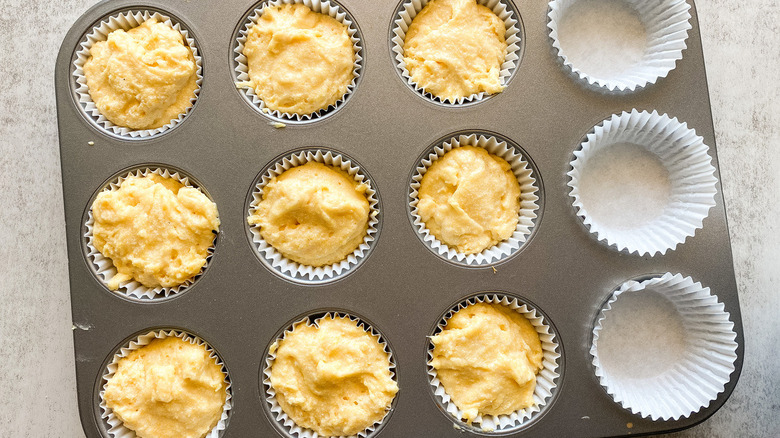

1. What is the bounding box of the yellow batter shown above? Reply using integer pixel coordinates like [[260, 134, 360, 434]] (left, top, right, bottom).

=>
[[243, 4, 354, 115], [270, 316, 398, 436], [83, 18, 198, 130], [417, 146, 520, 254], [91, 174, 219, 290], [430, 303, 543, 423], [247, 162, 370, 267], [103, 337, 227, 438], [403, 0, 507, 100]]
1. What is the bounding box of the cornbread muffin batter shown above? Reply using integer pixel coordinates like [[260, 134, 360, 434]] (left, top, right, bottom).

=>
[[83, 18, 198, 130], [417, 146, 520, 254], [103, 336, 227, 438], [430, 303, 543, 422], [269, 316, 398, 436], [243, 4, 354, 115], [247, 162, 370, 266], [403, 0, 507, 100], [91, 174, 219, 290]]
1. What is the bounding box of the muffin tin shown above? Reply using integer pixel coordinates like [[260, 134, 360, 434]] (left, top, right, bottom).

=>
[[56, 0, 743, 436]]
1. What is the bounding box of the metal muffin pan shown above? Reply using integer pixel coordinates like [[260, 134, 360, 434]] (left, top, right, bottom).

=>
[[55, 0, 743, 436]]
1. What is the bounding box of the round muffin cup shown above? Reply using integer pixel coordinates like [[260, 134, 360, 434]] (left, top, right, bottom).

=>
[[263, 312, 398, 438], [391, 0, 522, 106], [233, 0, 363, 123], [427, 293, 561, 433], [590, 273, 739, 421], [567, 109, 717, 256], [84, 167, 218, 300], [409, 133, 540, 266], [547, 0, 692, 92], [72, 10, 202, 138], [99, 329, 232, 438], [247, 149, 379, 284]]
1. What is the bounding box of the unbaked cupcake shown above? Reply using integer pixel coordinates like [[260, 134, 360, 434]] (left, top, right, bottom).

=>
[[403, 0, 507, 101], [418, 146, 521, 255], [266, 314, 398, 437], [409, 133, 540, 265], [247, 149, 379, 283], [427, 294, 561, 432], [89, 171, 219, 292], [247, 161, 369, 267], [241, 3, 355, 116], [431, 302, 542, 422], [102, 334, 229, 438], [82, 17, 199, 130]]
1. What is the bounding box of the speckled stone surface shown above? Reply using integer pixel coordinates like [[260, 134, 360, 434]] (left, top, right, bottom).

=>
[[0, 0, 777, 436]]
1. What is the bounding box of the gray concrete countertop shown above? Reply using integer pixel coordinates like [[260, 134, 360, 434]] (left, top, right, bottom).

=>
[[0, 0, 777, 436]]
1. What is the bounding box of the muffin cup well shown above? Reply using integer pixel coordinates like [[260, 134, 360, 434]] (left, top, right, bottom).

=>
[[99, 329, 232, 438], [567, 109, 717, 256], [263, 312, 398, 438], [72, 10, 202, 138], [427, 293, 561, 432], [409, 133, 540, 266], [84, 167, 218, 300], [246, 149, 380, 284], [233, 0, 363, 123], [548, 0, 692, 92], [391, 0, 522, 105], [591, 273, 739, 420]]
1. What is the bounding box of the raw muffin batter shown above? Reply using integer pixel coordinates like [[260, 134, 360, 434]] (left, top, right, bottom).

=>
[[417, 146, 520, 254], [91, 173, 219, 290], [243, 4, 354, 115], [403, 0, 507, 100], [247, 162, 370, 267], [430, 303, 543, 423], [269, 316, 398, 436], [103, 336, 227, 438], [83, 18, 198, 130]]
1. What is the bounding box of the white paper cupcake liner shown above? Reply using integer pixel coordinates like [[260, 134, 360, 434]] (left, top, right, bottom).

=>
[[233, 0, 363, 122], [548, 0, 692, 92], [247, 149, 379, 283], [100, 329, 232, 438], [263, 312, 398, 438], [72, 10, 202, 138], [591, 273, 739, 421], [567, 109, 717, 256], [391, 0, 521, 105], [427, 293, 561, 432], [409, 133, 539, 265], [84, 167, 218, 300]]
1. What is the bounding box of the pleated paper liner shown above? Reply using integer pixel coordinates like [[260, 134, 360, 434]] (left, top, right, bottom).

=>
[[409, 132, 540, 266], [99, 329, 232, 438], [548, 0, 691, 92], [246, 149, 380, 284], [568, 109, 717, 256], [233, 0, 363, 123], [591, 273, 739, 420], [72, 10, 202, 138], [427, 293, 561, 433], [391, 0, 522, 105], [262, 312, 398, 438], [84, 167, 218, 301]]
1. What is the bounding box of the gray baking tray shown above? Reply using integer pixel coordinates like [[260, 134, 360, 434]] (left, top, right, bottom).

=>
[[55, 0, 743, 436]]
